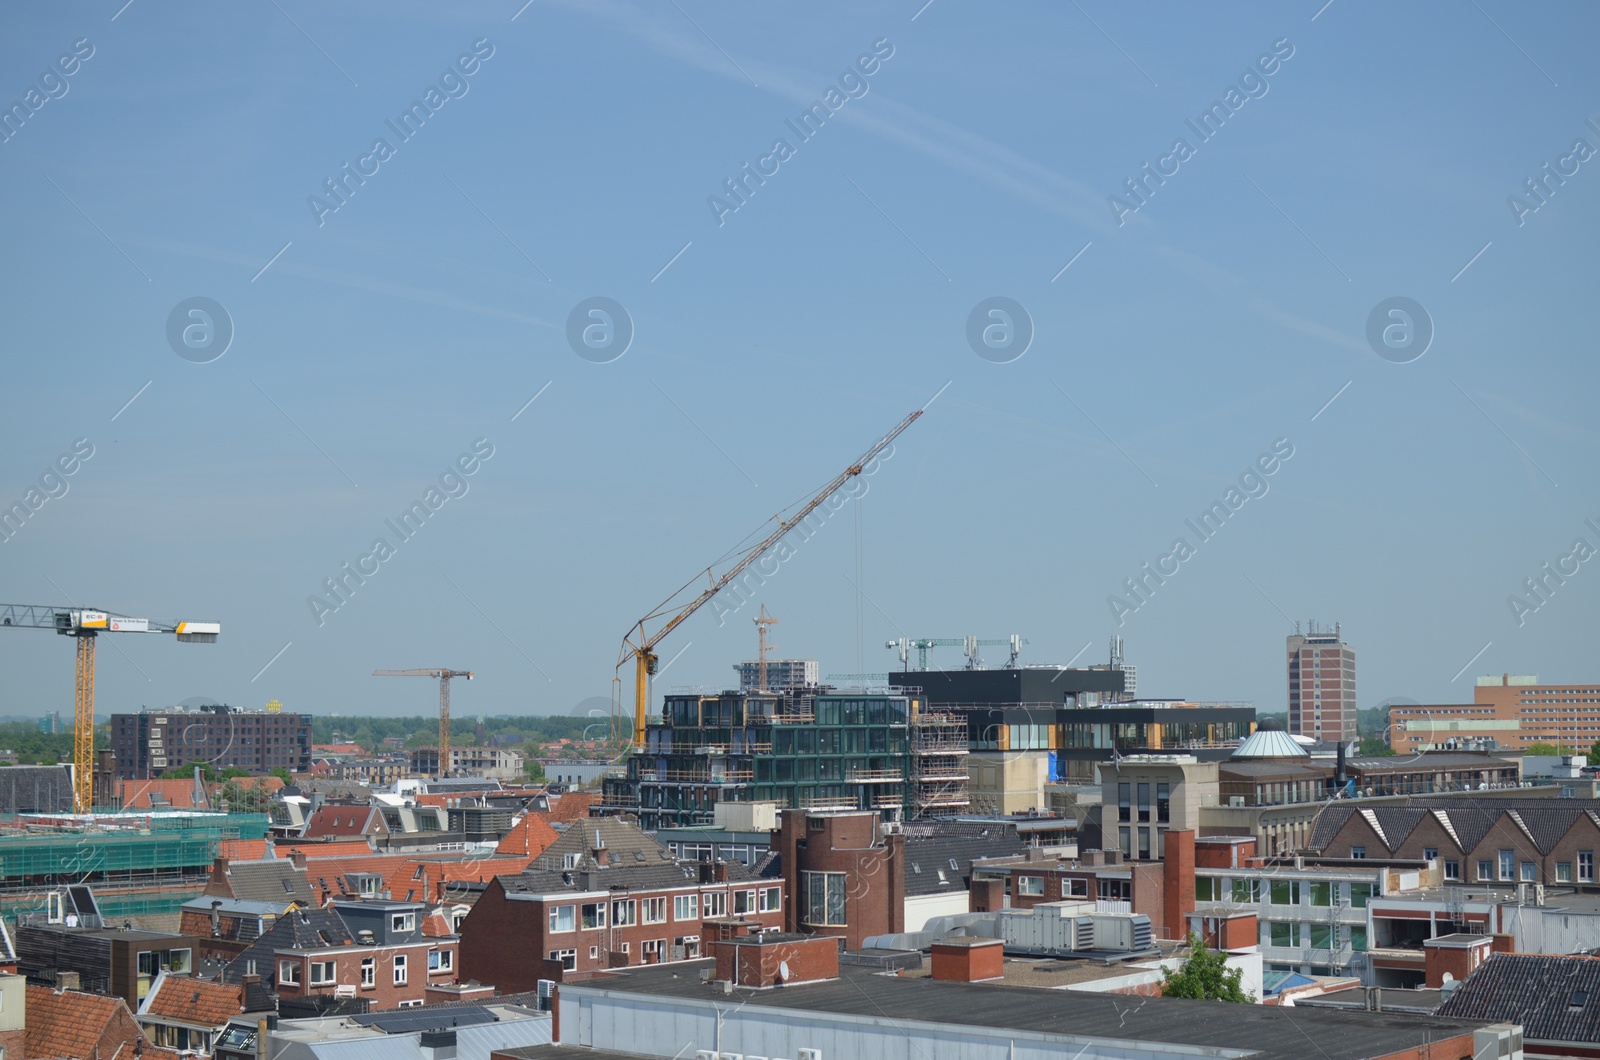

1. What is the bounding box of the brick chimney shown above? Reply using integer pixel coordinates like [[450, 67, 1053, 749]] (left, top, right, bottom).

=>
[[288, 851, 308, 869], [56, 971, 81, 992], [1163, 830, 1196, 941]]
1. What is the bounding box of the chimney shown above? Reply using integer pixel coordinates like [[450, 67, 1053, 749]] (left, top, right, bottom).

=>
[[57, 971, 81, 992], [210, 900, 224, 937], [289, 851, 308, 869], [1336, 742, 1347, 790], [1163, 830, 1197, 942]]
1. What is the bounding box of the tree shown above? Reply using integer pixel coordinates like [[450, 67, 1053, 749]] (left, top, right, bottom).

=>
[[1525, 742, 1566, 756], [1160, 933, 1254, 1002], [1359, 736, 1395, 757], [524, 759, 546, 783], [1589, 738, 1600, 767], [161, 762, 218, 782], [271, 766, 294, 783]]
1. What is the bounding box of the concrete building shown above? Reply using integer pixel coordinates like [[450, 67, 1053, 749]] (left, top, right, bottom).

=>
[[732, 658, 819, 691], [1100, 754, 1216, 861], [409, 745, 525, 781], [547, 957, 1514, 1060], [1390, 675, 1600, 754], [111, 704, 312, 779], [1287, 622, 1357, 743]]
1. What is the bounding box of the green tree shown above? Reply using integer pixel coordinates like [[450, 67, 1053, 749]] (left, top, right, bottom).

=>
[[1589, 738, 1600, 767], [161, 762, 218, 781], [1525, 742, 1565, 756], [1359, 736, 1395, 757], [524, 759, 546, 783], [271, 766, 293, 783], [1160, 934, 1254, 1002]]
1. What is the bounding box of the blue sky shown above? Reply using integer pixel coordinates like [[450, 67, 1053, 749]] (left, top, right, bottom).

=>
[[1, 0, 1596, 725]]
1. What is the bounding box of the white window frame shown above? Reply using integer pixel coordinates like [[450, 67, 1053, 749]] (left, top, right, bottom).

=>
[[1018, 876, 1045, 896], [309, 960, 337, 986], [391, 912, 416, 933], [733, 889, 756, 915], [550, 948, 577, 971], [643, 897, 668, 924], [758, 887, 781, 913], [428, 948, 453, 973], [278, 960, 301, 986], [674, 894, 699, 921], [361, 958, 375, 988], [702, 891, 727, 918], [611, 898, 637, 926], [549, 905, 576, 933], [393, 954, 408, 985]]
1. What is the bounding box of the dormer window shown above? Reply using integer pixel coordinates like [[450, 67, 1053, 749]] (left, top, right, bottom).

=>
[[391, 912, 416, 932]]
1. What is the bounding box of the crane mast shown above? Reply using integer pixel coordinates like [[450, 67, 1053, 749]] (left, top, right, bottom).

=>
[[372, 669, 473, 778], [0, 604, 220, 813], [618, 408, 924, 750]]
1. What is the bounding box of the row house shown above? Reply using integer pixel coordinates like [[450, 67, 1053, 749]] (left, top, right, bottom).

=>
[[218, 900, 458, 1011], [458, 860, 784, 990], [1311, 799, 1600, 891]]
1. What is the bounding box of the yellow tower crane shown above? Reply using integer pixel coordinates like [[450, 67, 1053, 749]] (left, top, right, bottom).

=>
[[617, 407, 924, 750], [753, 605, 778, 692], [372, 668, 472, 778], [0, 604, 220, 813]]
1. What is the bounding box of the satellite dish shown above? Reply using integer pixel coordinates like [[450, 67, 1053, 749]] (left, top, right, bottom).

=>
[[778, 960, 791, 982]]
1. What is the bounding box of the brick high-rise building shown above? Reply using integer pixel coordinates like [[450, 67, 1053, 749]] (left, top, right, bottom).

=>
[[1286, 622, 1356, 743]]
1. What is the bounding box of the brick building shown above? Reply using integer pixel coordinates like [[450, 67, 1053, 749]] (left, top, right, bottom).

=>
[[111, 705, 312, 779], [1390, 674, 1600, 754], [217, 901, 458, 1011], [459, 861, 783, 989], [1287, 622, 1356, 743], [1310, 799, 1600, 890], [776, 809, 903, 950]]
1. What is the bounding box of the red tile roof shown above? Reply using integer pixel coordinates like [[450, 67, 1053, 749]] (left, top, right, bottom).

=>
[[495, 814, 561, 857], [143, 974, 244, 1027], [26, 985, 140, 1060], [120, 778, 209, 810], [383, 856, 533, 904], [547, 791, 600, 823], [303, 806, 382, 838], [276, 839, 376, 859], [217, 838, 271, 861]]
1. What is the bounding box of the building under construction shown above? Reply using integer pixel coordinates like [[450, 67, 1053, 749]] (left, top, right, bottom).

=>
[[602, 686, 970, 830]]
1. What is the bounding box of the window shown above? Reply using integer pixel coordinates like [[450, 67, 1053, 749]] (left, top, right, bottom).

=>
[[1195, 877, 1217, 901], [1270, 879, 1299, 906], [1118, 782, 1130, 822], [581, 902, 606, 929], [361, 958, 375, 988], [1350, 846, 1366, 859], [1499, 850, 1515, 880], [588, 946, 598, 959], [1230, 878, 1260, 903], [1119, 826, 1132, 857], [1582, 851, 1595, 883], [1478, 860, 1495, 882], [428, 949, 453, 973], [1559, 862, 1574, 883], [309, 960, 336, 985], [642, 939, 663, 962], [758, 887, 781, 913], [612, 899, 637, 926], [1350, 883, 1372, 908], [802, 871, 847, 926], [393, 954, 407, 985], [1444, 860, 1461, 881], [1156, 782, 1170, 823], [1270, 921, 1295, 946], [675, 935, 701, 959], [1522, 862, 1537, 882], [278, 961, 301, 986], [1310, 923, 1332, 949], [1137, 783, 1151, 823], [732, 890, 755, 915], [391, 912, 416, 933], [703, 891, 727, 918], [549, 905, 575, 933], [674, 894, 699, 921], [1423, 847, 1439, 862], [1350, 926, 1367, 952], [1018, 876, 1044, 896], [1310, 881, 1331, 907], [550, 949, 577, 971], [644, 897, 668, 924]]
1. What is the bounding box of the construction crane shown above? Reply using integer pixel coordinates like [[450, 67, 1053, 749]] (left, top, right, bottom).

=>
[[886, 635, 1028, 671], [753, 605, 778, 691], [372, 669, 472, 778], [0, 604, 220, 813], [618, 407, 925, 750]]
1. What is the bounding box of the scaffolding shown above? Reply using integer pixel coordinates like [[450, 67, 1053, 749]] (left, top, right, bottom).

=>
[[910, 713, 970, 819], [0, 812, 269, 921]]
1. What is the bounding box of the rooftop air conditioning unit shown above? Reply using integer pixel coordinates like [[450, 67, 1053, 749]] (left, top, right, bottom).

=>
[[1228, 796, 1245, 808]]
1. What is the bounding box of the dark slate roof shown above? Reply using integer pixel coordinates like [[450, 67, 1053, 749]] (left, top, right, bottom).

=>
[[1311, 801, 1600, 856], [582, 961, 1496, 1060], [531, 816, 667, 873], [751, 849, 782, 879], [217, 909, 353, 985], [503, 859, 761, 896], [1437, 953, 1600, 1041], [221, 859, 314, 905], [902, 822, 1029, 897]]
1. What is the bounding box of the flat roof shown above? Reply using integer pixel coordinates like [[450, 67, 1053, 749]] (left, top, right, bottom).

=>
[[570, 961, 1496, 1060]]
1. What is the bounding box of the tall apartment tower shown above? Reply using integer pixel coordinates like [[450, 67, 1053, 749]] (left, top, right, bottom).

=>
[[1286, 622, 1357, 742]]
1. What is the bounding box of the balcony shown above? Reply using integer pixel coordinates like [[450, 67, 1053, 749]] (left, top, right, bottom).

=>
[[847, 769, 906, 783]]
